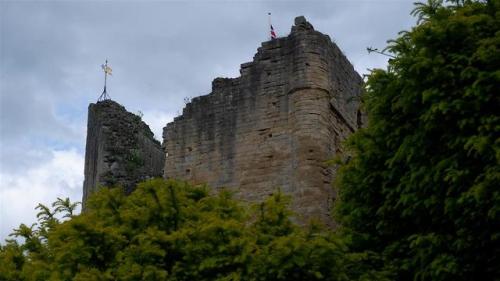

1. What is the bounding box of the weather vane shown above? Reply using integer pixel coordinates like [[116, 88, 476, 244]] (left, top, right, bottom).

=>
[[98, 59, 113, 101]]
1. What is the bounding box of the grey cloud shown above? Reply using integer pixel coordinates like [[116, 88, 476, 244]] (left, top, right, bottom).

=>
[[1, 0, 417, 167]]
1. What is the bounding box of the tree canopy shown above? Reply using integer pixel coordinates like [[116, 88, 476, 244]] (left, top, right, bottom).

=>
[[0, 179, 379, 281], [335, 0, 500, 280]]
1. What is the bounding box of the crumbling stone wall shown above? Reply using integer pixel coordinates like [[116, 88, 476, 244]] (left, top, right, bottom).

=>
[[82, 100, 165, 207], [163, 16, 363, 226]]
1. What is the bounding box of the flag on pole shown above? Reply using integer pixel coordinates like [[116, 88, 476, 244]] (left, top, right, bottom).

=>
[[268, 12, 277, 40], [270, 24, 277, 39]]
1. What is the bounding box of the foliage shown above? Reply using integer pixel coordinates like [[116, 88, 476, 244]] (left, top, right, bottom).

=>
[[0, 179, 369, 280], [335, 0, 500, 280], [126, 148, 144, 172]]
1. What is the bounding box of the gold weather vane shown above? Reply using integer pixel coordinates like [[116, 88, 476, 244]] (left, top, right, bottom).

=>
[[98, 59, 113, 101]]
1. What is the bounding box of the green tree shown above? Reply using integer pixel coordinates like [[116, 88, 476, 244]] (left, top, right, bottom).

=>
[[336, 0, 500, 280], [0, 241, 24, 281], [52, 197, 81, 218], [1, 179, 361, 280]]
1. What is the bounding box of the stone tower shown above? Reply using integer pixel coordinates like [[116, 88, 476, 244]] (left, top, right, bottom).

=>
[[163, 16, 363, 226], [82, 100, 164, 207]]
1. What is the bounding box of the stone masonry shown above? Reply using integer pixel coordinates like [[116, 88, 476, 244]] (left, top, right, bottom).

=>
[[82, 100, 164, 207], [163, 16, 363, 226]]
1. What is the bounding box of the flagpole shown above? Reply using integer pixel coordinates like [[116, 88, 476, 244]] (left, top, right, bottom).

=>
[[268, 12, 272, 40]]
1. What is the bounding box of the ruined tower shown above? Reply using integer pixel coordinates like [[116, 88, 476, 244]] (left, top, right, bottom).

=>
[[163, 16, 363, 226], [82, 100, 164, 206]]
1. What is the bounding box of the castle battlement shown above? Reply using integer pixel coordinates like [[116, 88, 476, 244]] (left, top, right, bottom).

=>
[[163, 16, 362, 226]]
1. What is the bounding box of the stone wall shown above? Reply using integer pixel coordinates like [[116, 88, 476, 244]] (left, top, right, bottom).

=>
[[82, 100, 165, 207], [163, 16, 363, 226]]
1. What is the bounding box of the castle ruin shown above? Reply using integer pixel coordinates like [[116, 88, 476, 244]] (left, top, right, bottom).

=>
[[82, 100, 165, 205], [83, 16, 363, 226]]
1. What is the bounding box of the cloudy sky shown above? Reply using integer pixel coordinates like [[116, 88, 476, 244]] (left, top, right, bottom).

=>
[[0, 0, 415, 241]]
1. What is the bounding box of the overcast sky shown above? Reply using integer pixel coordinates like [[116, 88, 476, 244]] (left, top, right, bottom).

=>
[[0, 0, 416, 241]]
